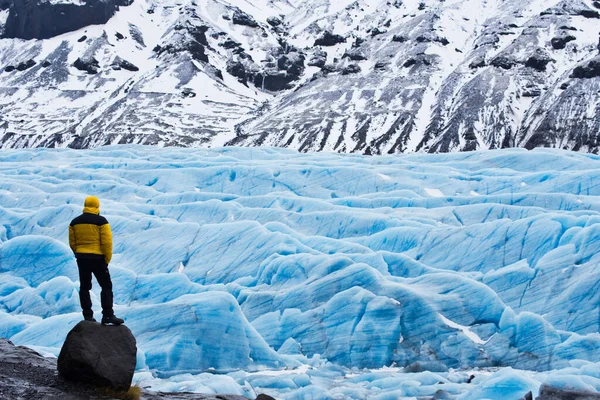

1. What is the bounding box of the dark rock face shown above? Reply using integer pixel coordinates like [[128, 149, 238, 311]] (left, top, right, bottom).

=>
[[111, 56, 139, 71], [537, 384, 600, 399], [16, 59, 36, 71], [2, 0, 134, 40], [57, 321, 137, 391], [154, 24, 209, 63], [551, 35, 576, 49], [314, 31, 346, 46], [73, 57, 100, 74], [571, 58, 600, 79], [526, 50, 554, 72], [342, 64, 361, 75], [232, 9, 259, 28]]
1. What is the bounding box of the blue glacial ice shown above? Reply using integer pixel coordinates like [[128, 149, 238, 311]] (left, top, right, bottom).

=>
[[2, 146, 600, 398]]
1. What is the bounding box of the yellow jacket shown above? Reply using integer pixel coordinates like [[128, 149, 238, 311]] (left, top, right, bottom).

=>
[[69, 196, 113, 264]]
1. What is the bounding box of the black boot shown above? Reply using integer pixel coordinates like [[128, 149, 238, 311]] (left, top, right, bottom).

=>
[[101, 314, 124, 325]]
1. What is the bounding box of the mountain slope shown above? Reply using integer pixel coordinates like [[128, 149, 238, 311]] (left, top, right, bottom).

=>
[[0, 0, 599, 153]]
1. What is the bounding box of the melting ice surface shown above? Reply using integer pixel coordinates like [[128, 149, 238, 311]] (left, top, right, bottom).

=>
[[2, 146, 600, 399]]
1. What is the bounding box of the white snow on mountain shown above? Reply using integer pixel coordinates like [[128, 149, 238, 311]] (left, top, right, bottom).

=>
[[0, 0, 599, 152], [2, 146, 600, 398]]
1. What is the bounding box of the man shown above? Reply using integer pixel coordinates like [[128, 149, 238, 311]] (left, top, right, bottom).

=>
[[69, 196, 124, 325]]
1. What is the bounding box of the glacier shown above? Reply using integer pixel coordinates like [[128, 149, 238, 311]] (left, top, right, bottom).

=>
[[1, 146, 600, 398]]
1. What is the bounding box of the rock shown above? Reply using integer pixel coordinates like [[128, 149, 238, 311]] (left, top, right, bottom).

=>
[[469, 57, 486, 69], [226, 60, 249, 84], [57, 321, 137, 391], [111, 56, 139, 71], [392, 35, 407, 43], [551, 35, 576, 50], [308, 49, 327, 68], [73, 57, 100, 74], [266, 16, 282, 27], [42, 60, 51, 68], [314, 31, 346, 46], [525, 50, 554, 71], [404, 58, 417, 68], [16, 59, 36, 71], [521, 391, 533, 400], [342, 48, 367, 61], [129, 23, 145, 47], [577, 9, 599, 19], [255, 395, 277, 400], [369, 27, 386, 37], [277, 52, 305, 77], [594, 1, 600, 10], [77, 35, 87, 43], [403, 361, 448, 373], [571, 58, 600, 79], [221, 38, 242, 49], [490, 55, 517, 69], [537, 384, 600, 399], [341, 64, 361, 75], [253, 71, 296, 91], [2, 0, 133, 40], [232, 9, 259, 28]]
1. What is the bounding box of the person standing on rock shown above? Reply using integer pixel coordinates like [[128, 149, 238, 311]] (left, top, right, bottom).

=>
[[69, 196, 124, 325]]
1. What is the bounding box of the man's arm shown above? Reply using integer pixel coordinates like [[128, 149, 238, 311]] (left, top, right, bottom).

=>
[[68, 225, 77, 253], [100, 223, 113, 265]]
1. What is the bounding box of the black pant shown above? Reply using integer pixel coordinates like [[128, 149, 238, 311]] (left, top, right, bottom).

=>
[[77, 258, 114, 318]]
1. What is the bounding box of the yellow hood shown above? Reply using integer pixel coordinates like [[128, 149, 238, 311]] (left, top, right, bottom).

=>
[[83, 196, 100, 214]]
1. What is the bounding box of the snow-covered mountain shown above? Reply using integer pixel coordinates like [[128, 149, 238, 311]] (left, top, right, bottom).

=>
[[0, 0, 599, 153]]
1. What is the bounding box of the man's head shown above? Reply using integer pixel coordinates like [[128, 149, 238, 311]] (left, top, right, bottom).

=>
[[83, 196, 100, 214]]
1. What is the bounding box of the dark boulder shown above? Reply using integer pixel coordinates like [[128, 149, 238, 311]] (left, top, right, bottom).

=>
[[2, 0, 133, 40], [253, 70, 297, 91], [392, 35, 407, 43], [594, 1, 600, 9], [16, 59, 36, 71], [537, 384, 600, 399], [342, 48, 367, 61], [369, 27, 386, 37], [57, 321, 136, 391], [308, 49, 327, 68], [490, 56, 517, 69], [341, 64, 361, 75], [232, 9, 259, 28], [314, 31, 346, 46], [73, 57, 100, 74], [256, 395, 277, 400], [266, 16, 282, 27], [526, 50, 554, 71], [4, 65, 15, 72], [571, 58, 600, 79], [77, 35, 87, 43], [469, 57, 486, 69], [277, 53, 304, 77], [404, 58, 417, 68], [577, 9, 599, 19], [111, 57, 139, 71], [551, 35, 576, 50], [226, 60, 249, 84], [221, 38, 242, 49]]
